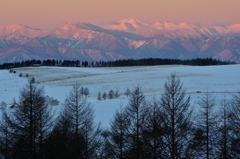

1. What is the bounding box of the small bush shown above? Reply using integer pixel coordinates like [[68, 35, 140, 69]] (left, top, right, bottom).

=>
[[31, 77, 35, 83], [102, 92, 107, 100], [0, 101, 7, 110], [114, 89, 120, 98], [124, 88, 131, 97], [108, 90, 115, 99], [98, 92, 102, 101]]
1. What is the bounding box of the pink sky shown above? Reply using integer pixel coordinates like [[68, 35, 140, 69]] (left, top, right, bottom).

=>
[[0, 0, 240, 29]]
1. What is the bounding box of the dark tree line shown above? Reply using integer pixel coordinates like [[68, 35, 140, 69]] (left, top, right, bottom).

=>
[[1, 74, 240, 158], [103, 57, 233, 67], [0, 57, 234, 69], [0, 59, 90, 69]]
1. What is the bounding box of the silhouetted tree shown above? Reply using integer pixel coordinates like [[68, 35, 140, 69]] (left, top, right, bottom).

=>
[[193, 92, 218, 159], [228, 93, 240, 157], [141, 99, 164, 159], [103, 106, 131, 159], [125, 86, 149, 158], [45, 105, 72, 159], [0, 109, 14, 159], [46, 84, 101, 159], [159, 73, 192, 159], [2, 80, 54, 158], [103, 87, 149, 159], [216, 97, 234, 159]]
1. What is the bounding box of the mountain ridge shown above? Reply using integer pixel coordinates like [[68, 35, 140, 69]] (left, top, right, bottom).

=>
[[0, 19, 240, 64]]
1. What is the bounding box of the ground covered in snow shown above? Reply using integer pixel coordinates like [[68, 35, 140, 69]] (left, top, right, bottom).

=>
[[1, 64, 240, 128]]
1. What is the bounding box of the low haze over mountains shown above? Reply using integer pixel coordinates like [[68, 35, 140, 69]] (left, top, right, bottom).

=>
[[1, 19, 240, 64]]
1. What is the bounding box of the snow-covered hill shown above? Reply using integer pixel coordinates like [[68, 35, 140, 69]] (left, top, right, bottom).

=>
[[0, 64, 239, 128]]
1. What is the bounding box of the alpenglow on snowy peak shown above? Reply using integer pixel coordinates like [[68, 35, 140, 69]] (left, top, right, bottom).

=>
[[0, 19, 240, 64]]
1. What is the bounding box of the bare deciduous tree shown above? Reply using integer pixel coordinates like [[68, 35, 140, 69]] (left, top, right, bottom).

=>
[[1, 80, 54, 158], [229, 93, 240, 158], [103, 105, 131, 159], [46, 84, 101, 159], [0, 110, 14, 159], [194, 92, 218, 159], [159, 73, 192, 159]]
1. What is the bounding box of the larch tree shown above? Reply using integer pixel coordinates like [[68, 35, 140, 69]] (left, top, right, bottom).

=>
[[103, 105, 131, 159], [194, 92, 218, 159], [0, 109, 14, 159], [3, 80, 54, 159], [47, 84, 101, 159], [125, 86, 149, 159], [104, 87, 149, 159], [215, 97, 234, 159], [45, 105, 73, 159], [228, 93, 240, 157], [159, 73, 192, 159], [141, 99, 164, 159]]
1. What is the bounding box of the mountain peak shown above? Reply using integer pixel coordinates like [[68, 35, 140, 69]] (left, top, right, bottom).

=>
[[0, 24, 47, 38], [119, 18, 142, 24], [60, 22, 104, 32], [153, 22, 197, 30], [61, 22, 90, 30], [104, 19, 151, 32]]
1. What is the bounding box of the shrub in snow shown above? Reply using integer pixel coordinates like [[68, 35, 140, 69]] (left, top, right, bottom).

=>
[[80, 87, 84, 95], [84, 87, 90, 97], [114, 89, 120, 98], [124, 88, 131, 97], [108, 90, 115, 99], [30, 77, 35, 83], [98, 92, 102, 101], [0, 102, 7, 110], [102, 92, 107, 100]]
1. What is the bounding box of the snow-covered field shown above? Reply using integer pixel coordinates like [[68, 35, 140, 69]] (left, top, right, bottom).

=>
[[1, 64, 240, 128]]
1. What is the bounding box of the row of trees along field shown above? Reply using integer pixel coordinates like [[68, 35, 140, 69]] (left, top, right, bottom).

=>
[[0, 57, 234, 69], [0, 74, 240, 158]]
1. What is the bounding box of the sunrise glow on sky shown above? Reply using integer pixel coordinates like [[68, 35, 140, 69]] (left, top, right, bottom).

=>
[[0, 0, 240, 29]]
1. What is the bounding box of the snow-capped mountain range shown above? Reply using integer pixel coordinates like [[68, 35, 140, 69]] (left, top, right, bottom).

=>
[[1, 19, 240, 63]]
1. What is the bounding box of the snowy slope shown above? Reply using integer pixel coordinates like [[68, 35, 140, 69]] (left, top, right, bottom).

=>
[[1, 64, 240, 128]]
